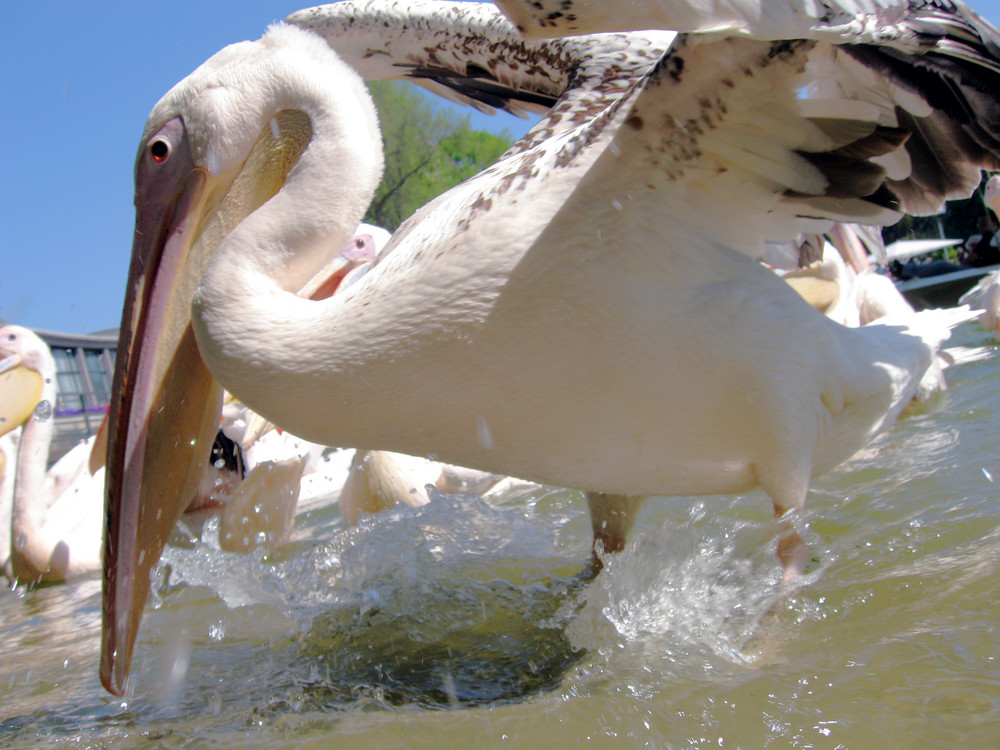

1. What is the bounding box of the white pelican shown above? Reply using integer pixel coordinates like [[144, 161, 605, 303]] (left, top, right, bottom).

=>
[[101, 0, 1000, 694], [0, 429, 20, 578], [219, 399, 431, 524], [959, 174, 1000, 338], [0, 326, 107, 582], [229, 216, 521, 521], [337, 447, 517, 525]]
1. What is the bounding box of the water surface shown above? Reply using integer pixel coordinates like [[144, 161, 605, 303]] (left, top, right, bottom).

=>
[[2, 324, 998, 748]]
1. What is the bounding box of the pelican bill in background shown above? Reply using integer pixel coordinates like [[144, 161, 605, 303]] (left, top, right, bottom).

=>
[[102, 0, 1000, 695]]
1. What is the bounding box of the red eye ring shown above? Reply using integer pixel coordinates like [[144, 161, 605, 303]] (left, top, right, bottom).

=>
[[149, 139, 170, 163]]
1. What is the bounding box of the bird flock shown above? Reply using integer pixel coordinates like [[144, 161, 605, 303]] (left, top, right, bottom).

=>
[[1, 0, 998, 699]]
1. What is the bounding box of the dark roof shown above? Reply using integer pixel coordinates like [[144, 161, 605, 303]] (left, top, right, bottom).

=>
[[32, 327, 118, 350]]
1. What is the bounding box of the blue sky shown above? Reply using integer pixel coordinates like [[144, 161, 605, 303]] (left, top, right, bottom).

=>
[[2, 1, 999, 334]]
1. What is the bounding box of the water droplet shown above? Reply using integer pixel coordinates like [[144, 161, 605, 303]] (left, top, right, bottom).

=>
[[442, 672, 459, 708], [214, 459, 225, 469], [208, 621, 226, 641], [13, 533, 25, 551], [206, 150, 221, 177], [475, 416, 494, 450], [34, 400, 52, 422]]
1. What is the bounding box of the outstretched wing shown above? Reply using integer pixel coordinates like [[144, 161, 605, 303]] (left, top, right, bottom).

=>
[[289, 0, 1000, 263], [286, 0, 677, 157], [493, 0, 1000, 214], [494, 0, 1000, 51]]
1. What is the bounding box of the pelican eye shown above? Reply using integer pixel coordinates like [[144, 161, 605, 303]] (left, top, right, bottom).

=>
[[149, 139, 171, 163]]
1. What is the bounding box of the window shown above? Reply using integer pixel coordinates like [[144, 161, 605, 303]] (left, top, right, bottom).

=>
[[51, 347, 86, 414], [84, 348, 112, 406]]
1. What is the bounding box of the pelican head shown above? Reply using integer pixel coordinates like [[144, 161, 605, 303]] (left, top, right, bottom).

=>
[[102, 25, 382, 695]]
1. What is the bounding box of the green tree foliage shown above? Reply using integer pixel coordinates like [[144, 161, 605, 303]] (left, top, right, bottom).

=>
[[364, 81, 515, 231]]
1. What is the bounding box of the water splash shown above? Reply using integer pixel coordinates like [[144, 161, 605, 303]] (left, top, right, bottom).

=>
[[569, 502, 784, 674], [152, 492, 586, 708]]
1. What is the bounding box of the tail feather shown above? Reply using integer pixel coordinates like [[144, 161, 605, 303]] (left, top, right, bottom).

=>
[[867, 304, 979, 402], [817, 305, 974, 472], [870, 304, 976, 346], [939, 344, 996, 369]]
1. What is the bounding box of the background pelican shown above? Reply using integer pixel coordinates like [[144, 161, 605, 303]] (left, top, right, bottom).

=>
[[223, 396, 518, 529], [0, 325, 106, 582], [0, 429, 20, 578], [959, 174, 1000, 337], [102, 0, 1000, 694], [220, 221, 511, 522]]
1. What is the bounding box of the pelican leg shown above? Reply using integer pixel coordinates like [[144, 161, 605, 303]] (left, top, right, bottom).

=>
[[752, 455, 812, 583], [775, 527, 807, 583], [586, 492, 645, 572], [770, 495, 808, 583]]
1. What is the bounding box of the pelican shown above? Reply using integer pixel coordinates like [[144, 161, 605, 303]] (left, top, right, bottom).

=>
[[959, 174, 1000, 338], [219, 399, 431, 525], [101, 0, 1000, 694], [0, 429, 20, 578], [0, 325, 107, 582]]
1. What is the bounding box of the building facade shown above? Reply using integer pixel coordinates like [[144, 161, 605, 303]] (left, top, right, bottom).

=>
[[32, 328, 117, 462]]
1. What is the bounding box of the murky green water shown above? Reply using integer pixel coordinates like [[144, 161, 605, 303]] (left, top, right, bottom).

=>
[[2, 324, 998, 749]]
